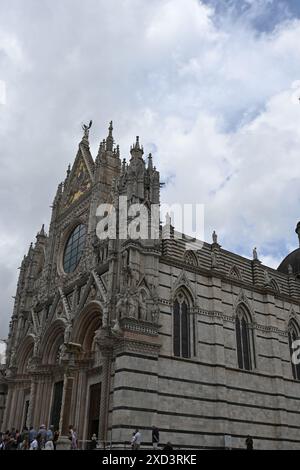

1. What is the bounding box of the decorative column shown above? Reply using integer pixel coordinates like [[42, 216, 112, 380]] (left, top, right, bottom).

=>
[[60, 371, 75, 435], [96, 327, 113, 448], [55, 369, 75, 450], [26, 376, 37, 428], [1, 384, 13, 431], [55, 342, 82, 449]]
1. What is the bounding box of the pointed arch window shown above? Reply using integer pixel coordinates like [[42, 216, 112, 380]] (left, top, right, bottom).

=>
[[173, 290, 192, 358], [235, 306, 256, 371], [288, 321, 300, 380]]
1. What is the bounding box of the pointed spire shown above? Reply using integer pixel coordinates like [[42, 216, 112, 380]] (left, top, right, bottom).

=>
[[148, 153, 153, 170], [106, 121, 114, 151], [36, 224, 46, 243], [53, 182, 63, 207], [27, 242, 34, 258], [121, 158, 126, 174], [130, 136, 144, 159], [37, 224, 46, 237]]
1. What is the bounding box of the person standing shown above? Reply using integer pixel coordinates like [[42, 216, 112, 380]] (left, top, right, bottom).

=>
[[131, 429, 142, 450], [90, 433, 97, 450], [245, 435, 253, 450], [53, 429, 59, 450], [38, 425, 47, 448], [46, 425, 54, 442], [29, 426, 37, 445], [152, 427, 159, 449], [69, 425, 78, 450], [44, 439, 54, 450], [30, 435, 40, 450]]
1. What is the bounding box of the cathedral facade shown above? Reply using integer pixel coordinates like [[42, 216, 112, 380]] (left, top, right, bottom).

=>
[[1, 122, 300, 449]]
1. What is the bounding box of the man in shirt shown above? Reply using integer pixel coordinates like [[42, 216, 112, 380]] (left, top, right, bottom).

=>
[[132, 429, 142, 450], [152, 426, 159, 449]]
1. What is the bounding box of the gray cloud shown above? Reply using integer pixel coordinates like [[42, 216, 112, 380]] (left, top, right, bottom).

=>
[[1, 0, 300, 336]]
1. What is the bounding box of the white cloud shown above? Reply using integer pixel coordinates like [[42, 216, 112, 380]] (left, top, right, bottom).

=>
[[1, 0, 300, 335]]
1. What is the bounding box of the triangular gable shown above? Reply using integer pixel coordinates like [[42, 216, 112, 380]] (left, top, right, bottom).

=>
[[63, 143, 94, 209], [171, 269, 197, 304], [233, 289, 256, 322]]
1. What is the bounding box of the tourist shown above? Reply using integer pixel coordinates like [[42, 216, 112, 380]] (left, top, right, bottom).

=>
[[46, 425, 54, 441], [38, 424, 47, 448], [14, 430, 21, 449], [69, 425, 78, 450], [131, 429, 142, 450], [0, 432, 3, 450], [29, 426, 37, 444], [53, 429, 59, 450], [30, 433, 40, 450], [20, 435, 29, 450], [19, 427, 29, 449], [245, 435, 253, 450], [152, 426, 159, 449], [91, 433, 97, 450], [44, 438, 54, 450]]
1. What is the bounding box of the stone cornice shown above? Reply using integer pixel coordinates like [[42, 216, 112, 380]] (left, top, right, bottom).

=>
[[159, 255, 300, 305]]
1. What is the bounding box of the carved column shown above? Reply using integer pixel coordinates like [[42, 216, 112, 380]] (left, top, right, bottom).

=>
[[96, 328, 113, 445], [26, 377, 37, 428], [98, 354, 111, 447], [96, 327, 113, 448], [59, 370, 75, 435], [2, 384, 13, 431]]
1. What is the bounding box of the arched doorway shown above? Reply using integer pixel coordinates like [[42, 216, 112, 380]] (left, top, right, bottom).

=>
[[40, 321, 65, 431], [71, 302, 102, 443]]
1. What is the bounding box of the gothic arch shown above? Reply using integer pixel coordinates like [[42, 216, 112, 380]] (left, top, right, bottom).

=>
[[287, 318, 300, 380], [235, 304, 256, 371], [16, 335, 34, 374], [288, 318, 300, 335], [286, 307, 299, 331], [236, 303, 253, 324], [183, 250, 198, 267], [270, 278, 280, 293], [41, 320, 65, 365], [171, 270, 197, 306], [228, 265, 242, 281], [233, 290, 256, 323], [71, 301, 102, 352], [172, 286, 194, 359], [173, 285, 194, 305]]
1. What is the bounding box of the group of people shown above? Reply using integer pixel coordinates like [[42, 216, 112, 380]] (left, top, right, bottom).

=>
[[0, 424, 79, 450], [1, 424, 253, 450], [130, 428, 253, 451], [0, 425, 59, 450], [130, 427, 173, 451]]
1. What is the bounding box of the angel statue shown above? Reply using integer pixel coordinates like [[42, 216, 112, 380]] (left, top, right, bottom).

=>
[[82, 120, 93, 139]]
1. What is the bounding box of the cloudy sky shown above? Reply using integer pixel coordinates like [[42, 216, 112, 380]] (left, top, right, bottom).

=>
[[1, 0, 300, 337]]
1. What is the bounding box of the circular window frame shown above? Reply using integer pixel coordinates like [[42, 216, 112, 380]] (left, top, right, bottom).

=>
[[58, 221, 87, 276]]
